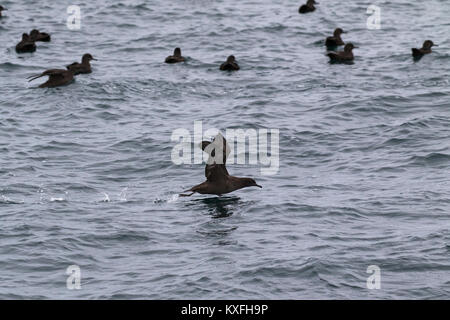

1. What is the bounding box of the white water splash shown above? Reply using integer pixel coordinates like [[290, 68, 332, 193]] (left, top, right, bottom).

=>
[[167, 194, 179, 203], [118, 187, 128, 202], [101, 192, 111, 202]]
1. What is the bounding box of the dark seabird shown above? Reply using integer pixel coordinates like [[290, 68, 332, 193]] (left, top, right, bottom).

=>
[[412, 40, 437, 58], [180, 134, 262, 196], [30, 29, 51, 42], [299, 0, 317, 14], [66, 53, 97, 75], [220, 55, 240, 71], [27, 69, 75, 88], [325, 28, 346, 48], [15, 33, 37, 53], [165, 48, 185, 64], [327, 43, 357, 62], [0, 5, 7, 17]]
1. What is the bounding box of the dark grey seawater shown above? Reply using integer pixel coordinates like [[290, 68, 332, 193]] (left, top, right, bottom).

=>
[[1, 0, 449, 299]]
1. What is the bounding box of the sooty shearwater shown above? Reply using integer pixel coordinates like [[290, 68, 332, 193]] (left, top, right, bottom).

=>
[[325, 28, 346, 48], [327, 43, 357, 62], [15, 33, 36, 53], [180, 133, 262, 196], [299, 0, 317, 14], [165, 48, 185, 64], [28, 69, 75, 88], [220, 55, 240, 71], [0, 5, 7, 17], [30, 29, 51, 42], [66, 53, 97, 75], [412, 40, 437, 58]]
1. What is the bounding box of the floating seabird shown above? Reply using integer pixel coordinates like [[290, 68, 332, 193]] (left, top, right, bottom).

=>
[[15, 33, 36, 53], [220, 55, 240, 71], [325, 28, 346, 49], [327, 43, 357, 62], [299, 0, 317, 14], [165, 48, 185, 64], [30, 29, 51, 42], [412, 40, 437, 58], [180, 133, 262, 196], [28, 69, 75, 88], [66, 53, 97, 75]]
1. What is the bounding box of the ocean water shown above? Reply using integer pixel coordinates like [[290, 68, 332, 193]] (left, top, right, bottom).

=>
[[0, 0, 449, 299]]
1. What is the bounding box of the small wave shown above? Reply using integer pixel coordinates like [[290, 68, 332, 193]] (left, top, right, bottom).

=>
[[409, 153, 450, 166]]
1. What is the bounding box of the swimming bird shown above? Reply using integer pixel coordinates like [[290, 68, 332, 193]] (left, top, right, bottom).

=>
[[220, 55, 240, 71], [0, 5, 7, 17], [325, 28, 346, 48], [15, 33, 37, 53], [165, 48, 185, 64], [327, 43, 357, 62], [66, 53, 97, 75], [412, 40, 437, 58], [180, 134, 262, 196], [299, 0, 317, 14], [27, 69, 75, 88], [30, 29, 51, 42]]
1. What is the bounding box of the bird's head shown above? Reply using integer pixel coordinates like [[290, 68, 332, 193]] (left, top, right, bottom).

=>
[[241, 178, 262, 189], [334, 28, 345, 36], [344, 43, 357, 52], [227, 55, 236, 63], [423, 40, 436, 49], [30, 29, 40, 37], [82, 53, 96, 62]]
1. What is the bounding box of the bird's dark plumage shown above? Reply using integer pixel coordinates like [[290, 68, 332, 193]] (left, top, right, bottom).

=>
[[16, 33, 36, 53], [66, 53, 96, 75], [180, 134, 262, 196], [327, 43, 357, 62], [325, 28, 345, 48], [165, 48, 185, 64], [299, 0, 317, 13], [30, 29, 51, 42], [220, 55, 240, 71], [412, 40, 437, 58], [28, 69, 75, 88]]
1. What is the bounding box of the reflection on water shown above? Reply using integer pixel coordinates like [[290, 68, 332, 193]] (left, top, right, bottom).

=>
[[190, 196, 242, 218], [190, 197, 242, 244]]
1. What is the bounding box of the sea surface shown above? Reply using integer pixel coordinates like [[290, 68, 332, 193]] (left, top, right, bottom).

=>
[[0, 0, 449, 299]]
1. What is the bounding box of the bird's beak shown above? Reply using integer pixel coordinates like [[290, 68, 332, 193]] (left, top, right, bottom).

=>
[[256, 184, 262, 188], [92, 58, 98, 60], [434, 44, 439, 47], [353, 46, 359, 48]]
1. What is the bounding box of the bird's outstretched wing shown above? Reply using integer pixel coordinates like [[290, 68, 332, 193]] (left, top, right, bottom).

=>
[[205, 163, 229, 182], [28, 69, 65, 82], [201, 133, 231, 181]]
